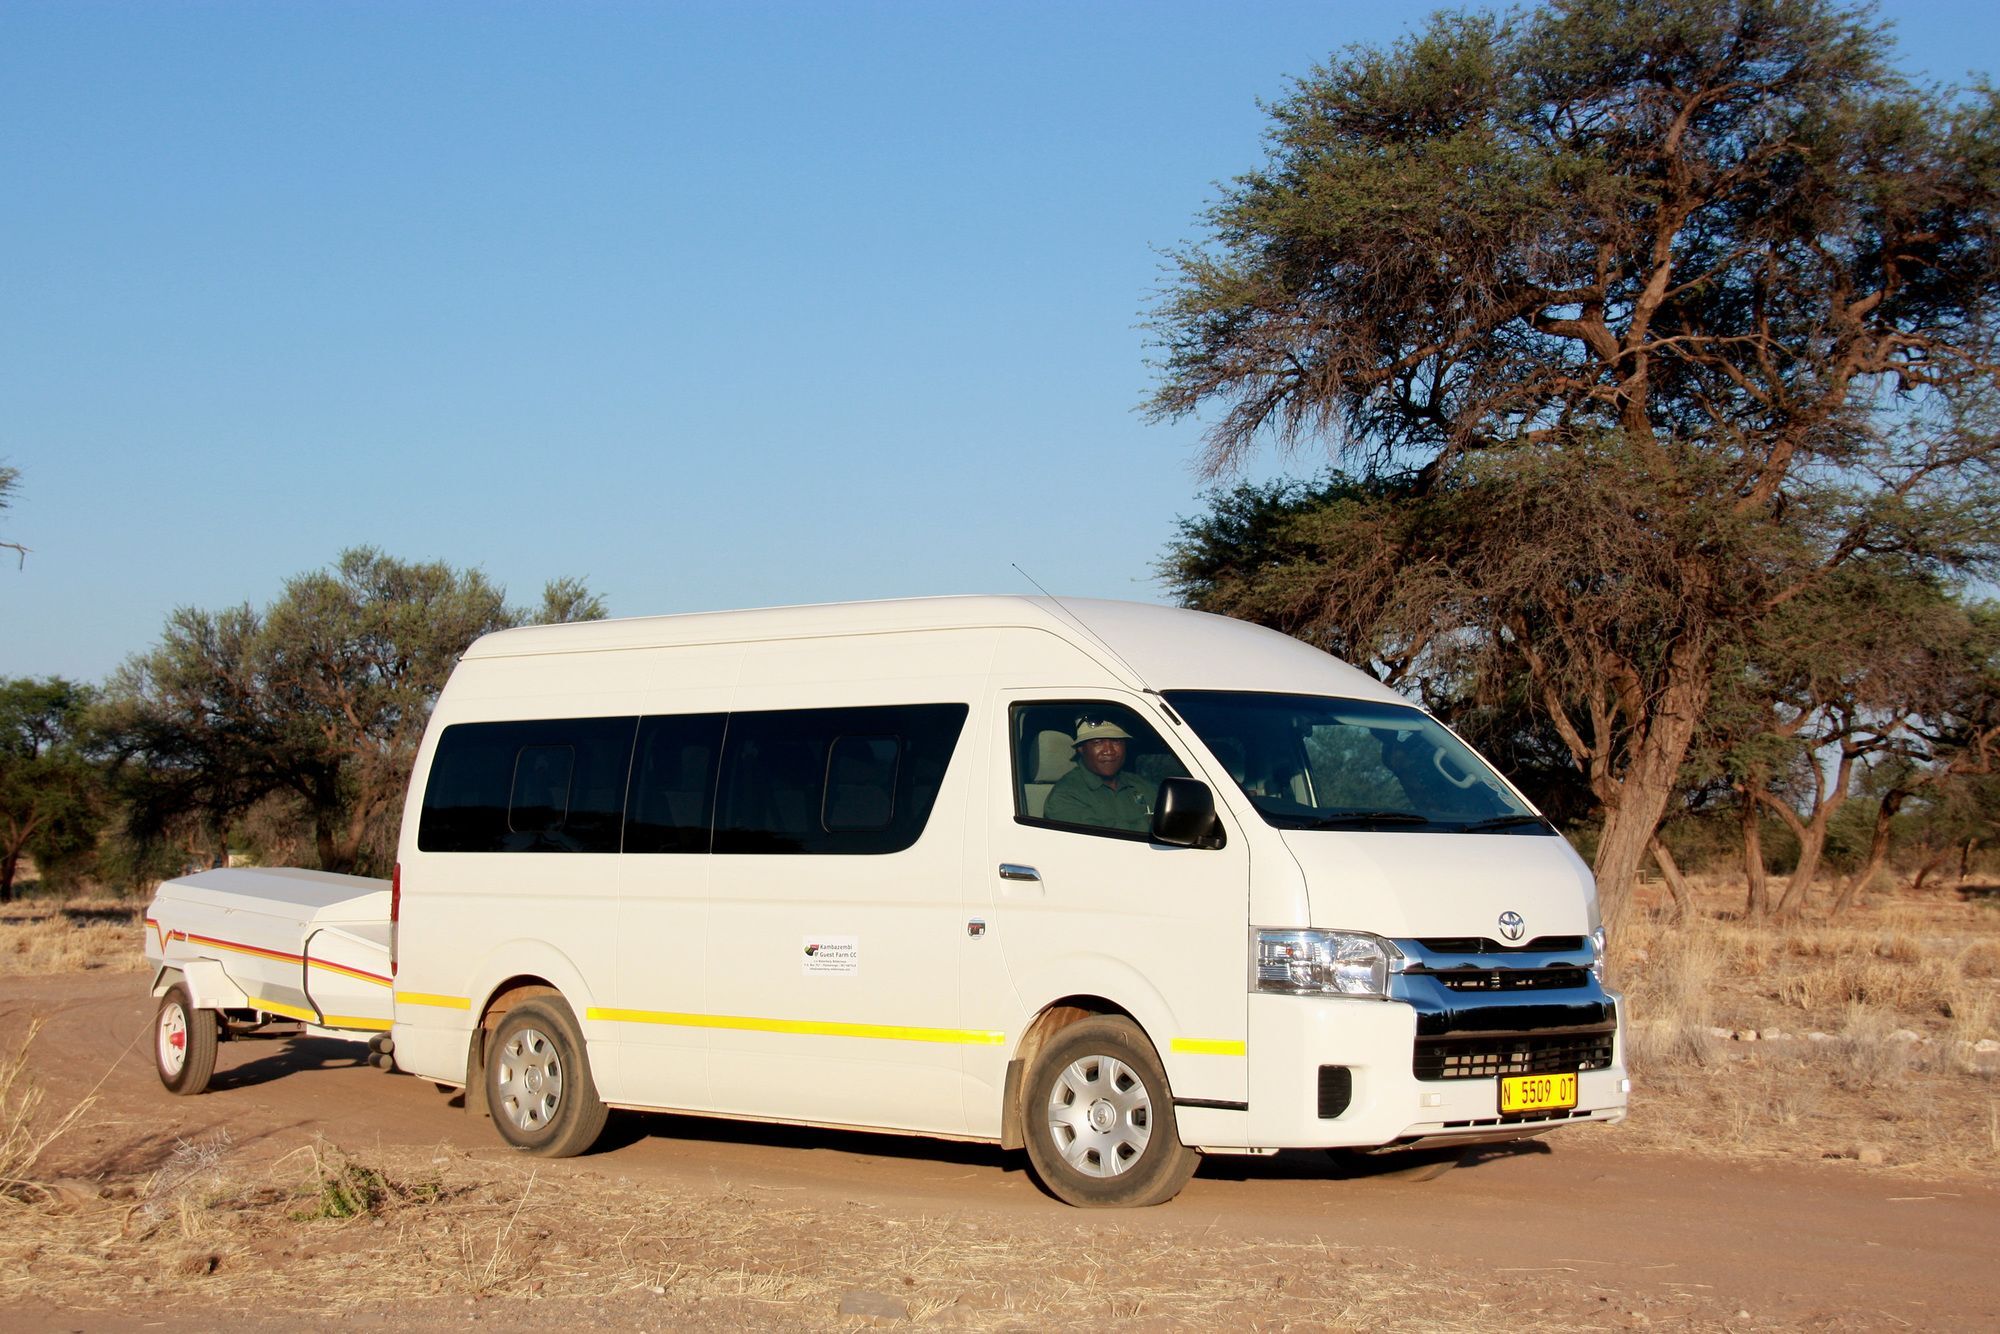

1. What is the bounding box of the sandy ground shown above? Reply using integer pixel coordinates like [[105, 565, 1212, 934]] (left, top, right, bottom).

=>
[[5, 969, 1998, 1330]]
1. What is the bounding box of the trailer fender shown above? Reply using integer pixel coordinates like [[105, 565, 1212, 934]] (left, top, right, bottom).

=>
[[151, 959, 249, 1011]]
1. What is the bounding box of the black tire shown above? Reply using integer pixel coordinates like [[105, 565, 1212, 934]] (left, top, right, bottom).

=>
[[485, 998, 608, 1158], [155, 982, 217, 1096], [1022, 1016, 1198, 1208]]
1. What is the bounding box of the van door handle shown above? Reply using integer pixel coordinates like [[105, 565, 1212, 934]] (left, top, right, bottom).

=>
[[998, 864, 1041, 883]]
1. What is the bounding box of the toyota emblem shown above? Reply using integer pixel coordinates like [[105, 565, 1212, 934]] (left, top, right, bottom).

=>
[[1497, 910, 1526, 942]]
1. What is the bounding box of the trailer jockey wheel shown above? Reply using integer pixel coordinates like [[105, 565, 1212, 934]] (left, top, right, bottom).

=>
[[156, 982, 218, 1096]]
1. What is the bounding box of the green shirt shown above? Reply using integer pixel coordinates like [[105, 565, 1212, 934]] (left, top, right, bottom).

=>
[[1044, 764, 1158, 833]]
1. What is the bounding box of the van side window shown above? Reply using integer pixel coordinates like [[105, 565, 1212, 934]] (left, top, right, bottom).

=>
[[418, 717, 637, 853], [714, 704, 967, 855], [1010, 701, 1187, 839], [624, 713, 726, 854]]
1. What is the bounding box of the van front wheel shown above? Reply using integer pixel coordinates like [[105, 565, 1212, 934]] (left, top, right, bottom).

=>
[[486, 998, 607, 1158], [1023, 1016, 1197, 1207]]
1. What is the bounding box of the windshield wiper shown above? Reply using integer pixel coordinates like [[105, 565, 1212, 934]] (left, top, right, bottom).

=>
[[1300, 810, 1432, 828], [1459, 814, 1548, 833]]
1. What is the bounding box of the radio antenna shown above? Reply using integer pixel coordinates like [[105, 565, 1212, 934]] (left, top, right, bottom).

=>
[[1009, 563, 1171, 710]]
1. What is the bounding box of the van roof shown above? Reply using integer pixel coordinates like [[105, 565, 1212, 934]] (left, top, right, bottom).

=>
[[464, 595, 1406, 704]]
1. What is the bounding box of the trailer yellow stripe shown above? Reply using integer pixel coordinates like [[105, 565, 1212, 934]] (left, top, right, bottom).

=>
[[242, 995, 391, 1032], [245, 995, 317, 1023], [1170, 1037, 1247, 1056], [587, 1007, 1006, 1046]]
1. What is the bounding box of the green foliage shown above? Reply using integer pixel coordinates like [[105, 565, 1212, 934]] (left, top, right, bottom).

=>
[[0, 679, 104, 901], [99, 548, 605, 877], [1151, 0, 2000, 905]]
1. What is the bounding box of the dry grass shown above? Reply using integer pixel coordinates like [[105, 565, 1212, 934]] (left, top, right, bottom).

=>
[[1606, 875, 2000, 1173], [0, 1131, 1609, 1330], [0, 900, 146, 977]]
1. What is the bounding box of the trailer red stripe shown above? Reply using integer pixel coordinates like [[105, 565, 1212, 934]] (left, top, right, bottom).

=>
[[163, 930, 392, 987]]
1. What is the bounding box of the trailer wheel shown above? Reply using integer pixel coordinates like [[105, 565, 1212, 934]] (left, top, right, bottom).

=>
[[1022, 1016, 1197, 1208], [485, 998, 607, 1158], [156, 983, 218, 1095]]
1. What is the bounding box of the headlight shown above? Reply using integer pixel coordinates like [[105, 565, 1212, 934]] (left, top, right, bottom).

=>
[[1253, 930, 1400, 998], [1590, 926, 1607, 984]]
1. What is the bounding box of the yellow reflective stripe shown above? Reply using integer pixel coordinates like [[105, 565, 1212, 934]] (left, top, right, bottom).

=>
[[245, 995, 315, 1023], [1171, 1037, 1247, 1056], [321, 1014, 393, 1032], [587, 1007, 1005, 1046], [396, 991, 472, 1011], [246, 995, 391, 1031]]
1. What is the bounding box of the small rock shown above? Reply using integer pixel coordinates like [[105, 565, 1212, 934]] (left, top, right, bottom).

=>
[[1807, 1031, 1833, 1042], [1759, 1028, 1787, 1042], [1734, 1028, 1759, 1042], [1976, 1039, 2000, 1054], [1630, 948, 1649, 962], [1888, 1029, 1922, 1044], [1706, 1026, 1733, 1040], [1854, 1144, 1887, 1166], [838, 1291, 909, 1322]]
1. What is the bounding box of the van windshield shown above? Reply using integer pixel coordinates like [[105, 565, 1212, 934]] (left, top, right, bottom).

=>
[[1164, 691, 1550, 834]]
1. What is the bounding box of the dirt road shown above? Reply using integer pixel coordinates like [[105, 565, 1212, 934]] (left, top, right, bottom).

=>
[[9, 971, 1997, 1329]]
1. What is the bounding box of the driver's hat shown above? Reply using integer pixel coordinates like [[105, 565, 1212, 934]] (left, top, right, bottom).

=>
[[1074, 719, 1133, 747]]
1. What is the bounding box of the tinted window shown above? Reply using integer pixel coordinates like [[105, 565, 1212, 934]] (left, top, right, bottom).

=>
[[419, 717, 637, 853], [624, 713, 726, 854], [1165, 691, 1547, 834], [714, 704, 967, 855]]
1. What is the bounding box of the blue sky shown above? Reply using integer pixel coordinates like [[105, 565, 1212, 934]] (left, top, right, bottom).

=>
[[5, 1, 1996, 684]]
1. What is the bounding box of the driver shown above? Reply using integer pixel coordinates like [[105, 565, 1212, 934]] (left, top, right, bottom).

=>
[[1044, 718, 1157, 833]]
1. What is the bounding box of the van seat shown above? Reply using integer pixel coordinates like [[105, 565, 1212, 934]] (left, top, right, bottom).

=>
[[1023, 730, 1076, 819]]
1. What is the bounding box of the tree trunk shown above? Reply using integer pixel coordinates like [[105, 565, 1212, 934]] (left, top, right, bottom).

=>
[[1911, 845, 1954, 894], [1590, 673, 1708, 915], [1832, 791, 1907, 914], [1646, 835, 1694, 920], [1741, 791, 1769, 919], [0, 849, 16, 903]]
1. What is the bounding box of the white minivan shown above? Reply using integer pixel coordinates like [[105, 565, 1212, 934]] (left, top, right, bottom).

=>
[[389, 596, 1627, 1206]]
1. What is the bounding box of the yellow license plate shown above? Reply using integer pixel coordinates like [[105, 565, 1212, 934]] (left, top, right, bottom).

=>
[[1499, 1071, 1578, 1115]]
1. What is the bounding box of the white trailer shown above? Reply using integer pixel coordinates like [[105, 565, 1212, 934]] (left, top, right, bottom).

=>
[[144, 868, 394, 1093]]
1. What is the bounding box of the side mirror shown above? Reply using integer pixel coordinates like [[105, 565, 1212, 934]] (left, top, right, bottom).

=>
[[1153, 777, 1224, 849]]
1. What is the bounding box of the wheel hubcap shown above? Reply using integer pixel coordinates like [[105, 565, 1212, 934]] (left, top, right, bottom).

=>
[[159, 1004, 188, 1077], [495, 1026, 564, 1133], [1045, 1054, 1152, 1178]]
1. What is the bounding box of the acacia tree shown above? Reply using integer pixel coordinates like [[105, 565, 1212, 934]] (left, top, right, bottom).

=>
[[0, 678, 102, 900], [1150, 0, 2000, 906], [0, 463, 25, 568], [101, 548, 605, 876]]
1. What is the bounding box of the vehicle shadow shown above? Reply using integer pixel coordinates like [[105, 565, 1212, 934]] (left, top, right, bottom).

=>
[[1196, 1137, 1553, 1185], [594, 1108, 1024, 1178], [210, 1035, 374, 1091], [584, 1105, 1549, 1194]]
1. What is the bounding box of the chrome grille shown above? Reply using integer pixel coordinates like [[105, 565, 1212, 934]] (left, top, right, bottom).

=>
[[1430, 967, 1590, 992]]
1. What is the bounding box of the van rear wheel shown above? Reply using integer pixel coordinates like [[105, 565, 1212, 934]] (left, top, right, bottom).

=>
[[486, 998, 608, 1158], [1023, 1016, 1197, 1208], [155, 983, 217, 1096]]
